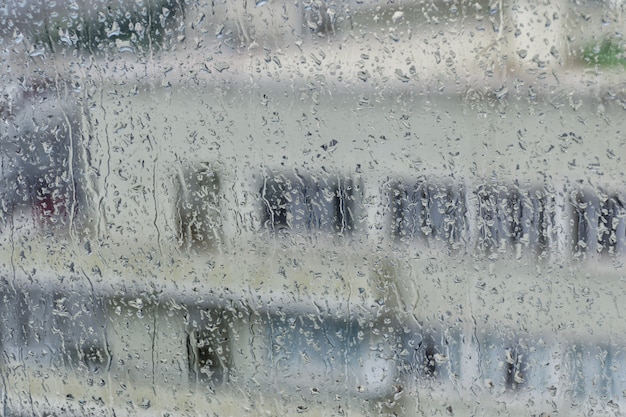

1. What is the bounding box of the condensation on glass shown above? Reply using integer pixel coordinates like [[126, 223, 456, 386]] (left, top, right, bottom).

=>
[[1, 0, 626, 416]]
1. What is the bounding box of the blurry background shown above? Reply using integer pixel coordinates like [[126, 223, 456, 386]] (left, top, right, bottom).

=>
[[1, 0, 626, 416]]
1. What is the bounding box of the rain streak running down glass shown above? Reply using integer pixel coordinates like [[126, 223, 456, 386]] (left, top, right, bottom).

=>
[[1, 0, 626, 416]]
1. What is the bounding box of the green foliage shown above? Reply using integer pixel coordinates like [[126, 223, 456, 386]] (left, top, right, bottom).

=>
[[582, 37, 626, 67]]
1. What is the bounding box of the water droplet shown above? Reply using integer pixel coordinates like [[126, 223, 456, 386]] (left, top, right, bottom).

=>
[[13, 29, 23, 44], [255, 0, 268, 7], [215, 24, 224, 37], [59, 29, 74, 46], [116, 39, 134, 53], [550, 46, 560, 59], [107, 22, 121, 38], [391, 11, 404, 23], [494, 85, 508, 100], [29, 47, 46, 57], [214, 62, 230, 73], [395, 69, 409, 82], [434, 353, 448, 364], [357, 70, 370, 82], [140, 398, 151, 409]]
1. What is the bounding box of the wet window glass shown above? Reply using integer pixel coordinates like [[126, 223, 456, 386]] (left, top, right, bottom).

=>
[[1, 0, 626, 415]]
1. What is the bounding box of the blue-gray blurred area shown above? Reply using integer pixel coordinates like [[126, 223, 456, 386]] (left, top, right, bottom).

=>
[[0, 0, 183, 57], [0, 78, 82, 229]]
